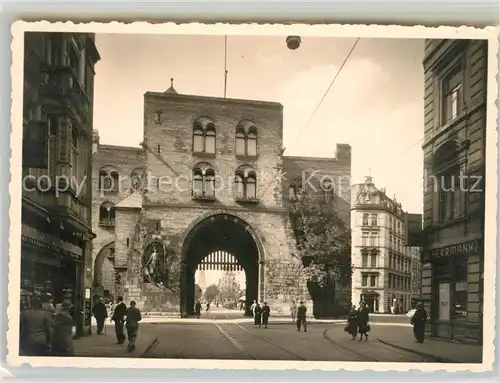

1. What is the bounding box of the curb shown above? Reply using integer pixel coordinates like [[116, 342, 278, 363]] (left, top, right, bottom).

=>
[[140, 337, 160, 358], [376, 338, 454, 363]]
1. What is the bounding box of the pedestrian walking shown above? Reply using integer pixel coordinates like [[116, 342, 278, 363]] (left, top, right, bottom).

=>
[[205, 302, 210, 314], [290, 301, 297, 322], [411, 302, 427, 343], [250, 300, 257, 318], [42, 293, 56, 318], [111, 296, 127, 344], [125, 300, 142, 352], [296, 301, 307, 332], [52, 300, 74, 356], [344, 305, 359, 340], [253, 302, 262, 327], [261, 302, 270, 329], [19, 297, 52, 356], [92, 297, 108, 335], [195, 300, 202, 319], [357, 301, 370, 341]]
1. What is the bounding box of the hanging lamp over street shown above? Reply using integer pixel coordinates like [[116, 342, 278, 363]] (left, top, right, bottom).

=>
[[286, 36, 301, 50]]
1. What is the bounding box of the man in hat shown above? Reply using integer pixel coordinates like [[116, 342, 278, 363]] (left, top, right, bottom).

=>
[[125, 300, 142, 352], [19, 297, 52, 356], [52, 300, 75, 356], [111, 296, 127, 344], [92, 297, 108, 335], [296, 301, 307, 332]]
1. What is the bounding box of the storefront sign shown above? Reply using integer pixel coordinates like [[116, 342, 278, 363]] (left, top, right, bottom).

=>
[[21, 235, 82, 261], [430, 240, 481, 259]]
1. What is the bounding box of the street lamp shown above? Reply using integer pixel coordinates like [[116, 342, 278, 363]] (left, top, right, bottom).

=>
[[286, 36, 301, 50]]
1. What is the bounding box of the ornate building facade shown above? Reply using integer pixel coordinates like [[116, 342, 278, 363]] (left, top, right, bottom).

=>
[[91, 82, 351, 316], [350, 177, 422, 314], [21, 32, 100, 335], [420, 39, 486, 344]]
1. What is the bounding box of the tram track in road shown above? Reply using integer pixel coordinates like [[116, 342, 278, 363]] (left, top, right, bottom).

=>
[[213, 318, 255, 359], [232, 322, 307, 361], [212, 316, 306, 360], [322, 328, 434, 362]]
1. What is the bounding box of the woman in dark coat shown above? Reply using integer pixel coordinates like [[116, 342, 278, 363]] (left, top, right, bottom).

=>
[[345, 305, 359, 340], [261, 302, 270, 329], [253, 303, 262, 328], [357, 302, 370, 341], [411, 302, 427, 343]]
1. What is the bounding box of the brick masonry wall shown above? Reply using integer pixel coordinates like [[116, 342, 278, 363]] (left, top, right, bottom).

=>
[[92, 93, 351, 316], [91, 142, 144, 291]]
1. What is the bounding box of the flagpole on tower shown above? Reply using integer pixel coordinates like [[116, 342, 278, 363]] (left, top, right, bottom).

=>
[[224, 35, 228, 98]]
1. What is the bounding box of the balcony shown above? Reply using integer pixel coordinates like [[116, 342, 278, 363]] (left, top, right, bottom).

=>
[[38, 67, 91, 123]]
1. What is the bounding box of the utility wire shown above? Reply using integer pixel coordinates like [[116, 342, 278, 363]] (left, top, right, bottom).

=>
[[292, 38, 360, 145]]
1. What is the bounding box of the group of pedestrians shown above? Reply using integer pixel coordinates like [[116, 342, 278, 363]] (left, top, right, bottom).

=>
[[345, 301, 371, 341], [250, 300, 271, 328], [19, 295, 75, 356], [92, 296, 142, 352]]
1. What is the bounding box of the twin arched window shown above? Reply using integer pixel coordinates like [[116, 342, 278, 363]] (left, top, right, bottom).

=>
[[99, 166, 119, 192], [235, 166, 257, 199], [235, 121, 257, 157], [192, 163, 216, 198], [192, 118, 258, 157], [193, 118, 216, 154], [99, 201, 115, 226]]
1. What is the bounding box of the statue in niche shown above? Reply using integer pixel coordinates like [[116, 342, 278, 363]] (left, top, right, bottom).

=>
[[142, 242, 166, 285]]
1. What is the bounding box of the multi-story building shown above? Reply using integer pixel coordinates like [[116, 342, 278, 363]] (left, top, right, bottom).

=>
[[351, 176, 422, 314], [420, 39, 486, 344], [91, 82, 352, 317], [21, 32, 100, 335]]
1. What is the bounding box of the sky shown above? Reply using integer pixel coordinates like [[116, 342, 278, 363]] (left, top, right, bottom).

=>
[[93, 34, 425, 213]]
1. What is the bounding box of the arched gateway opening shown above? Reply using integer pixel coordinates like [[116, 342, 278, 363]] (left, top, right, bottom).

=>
[[180, 213, 262, 317]]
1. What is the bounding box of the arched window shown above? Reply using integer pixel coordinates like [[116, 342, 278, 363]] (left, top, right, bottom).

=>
[[193, 123, 204, 153], [234, 171, 245, 198], [98, 166, 119, 192], [99, 201, 115, 226], [205, 124, 216, 154], [204, 168, 215, 197], [235, 121, 258, 157], [247, 126, 257, 156], [192, 163, 216, 199], [246, 171, 257, 199], [235, 127, 246, 156], [193, 118, 216, 154], [234, 166, 258, 201], [192, 168, 204, 194]]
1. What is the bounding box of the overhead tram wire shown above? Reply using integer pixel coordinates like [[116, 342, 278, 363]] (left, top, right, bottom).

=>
[[292, 37, 361, 145]]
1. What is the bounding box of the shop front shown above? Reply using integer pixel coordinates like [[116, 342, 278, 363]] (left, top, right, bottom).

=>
[[427, 239, 483, 344], [20, 225, 85, 334]]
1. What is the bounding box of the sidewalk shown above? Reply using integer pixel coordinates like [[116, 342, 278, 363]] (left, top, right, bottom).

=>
[[74, 324, 158, 358], [377, 333, 483, 363]]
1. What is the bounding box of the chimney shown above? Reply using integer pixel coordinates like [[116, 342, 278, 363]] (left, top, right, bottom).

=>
[[92, 130, 100, 154]]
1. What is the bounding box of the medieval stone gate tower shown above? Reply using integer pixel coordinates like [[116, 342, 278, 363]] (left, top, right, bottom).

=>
[[92, 83, 351, 316]]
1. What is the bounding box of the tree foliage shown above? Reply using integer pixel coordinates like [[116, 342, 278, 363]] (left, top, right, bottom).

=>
[[204, 284, 220, 303], [289, 191, 352, 287]]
